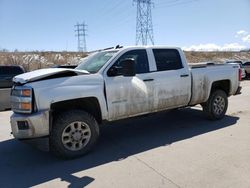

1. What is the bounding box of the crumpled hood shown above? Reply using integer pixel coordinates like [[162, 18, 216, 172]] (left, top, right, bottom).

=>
[[13, 68, 89, 84]]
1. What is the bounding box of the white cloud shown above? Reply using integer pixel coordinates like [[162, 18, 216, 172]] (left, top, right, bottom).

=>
[[235, 30, 248, 38], [235, 30, 250, 43], [221, 43, 247, 51], [242, 35, 250, 43], [183, 43, 247, 51], [183, 30, 250, 51]]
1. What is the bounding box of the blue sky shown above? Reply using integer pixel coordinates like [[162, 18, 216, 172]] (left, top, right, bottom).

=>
[[0, 0, 250, 51]]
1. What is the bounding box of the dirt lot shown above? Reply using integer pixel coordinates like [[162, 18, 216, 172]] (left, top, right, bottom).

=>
[[0, 80, 249, 188]]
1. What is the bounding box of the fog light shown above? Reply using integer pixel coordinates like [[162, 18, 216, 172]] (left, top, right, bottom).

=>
[[17, 121, 29, 130]]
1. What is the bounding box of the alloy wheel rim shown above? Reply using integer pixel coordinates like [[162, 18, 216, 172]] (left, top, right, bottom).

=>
[[213, 96, 225, 115], [61, 121, 91, 151]]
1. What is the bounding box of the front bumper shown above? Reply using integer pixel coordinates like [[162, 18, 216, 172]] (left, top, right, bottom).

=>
[[10, 110, 50, 139]]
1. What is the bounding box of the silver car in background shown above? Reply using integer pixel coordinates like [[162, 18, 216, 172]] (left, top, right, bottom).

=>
[[225, 60, 246, 79], [0, 65, 25, 111]]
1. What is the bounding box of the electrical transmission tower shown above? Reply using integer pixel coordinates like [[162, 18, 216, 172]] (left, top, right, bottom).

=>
[[134, 0, 154, 45], [74, 22, 87, 52]]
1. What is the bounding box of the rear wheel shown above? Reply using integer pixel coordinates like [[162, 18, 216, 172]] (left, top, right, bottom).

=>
[[202, 90, 228, 120], [50, 110, 99, 159]]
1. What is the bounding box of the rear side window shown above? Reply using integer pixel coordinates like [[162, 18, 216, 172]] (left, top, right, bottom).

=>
[[153, 49, 183, 71], [0, 66, 24, 76], [244, 62, 250, 65]]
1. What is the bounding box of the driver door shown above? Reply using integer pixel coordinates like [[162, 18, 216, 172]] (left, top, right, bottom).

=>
[[104, 49, 155, 121]]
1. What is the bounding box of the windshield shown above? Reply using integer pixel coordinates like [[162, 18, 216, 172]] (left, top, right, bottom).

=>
[[76, 51, 118, 73]]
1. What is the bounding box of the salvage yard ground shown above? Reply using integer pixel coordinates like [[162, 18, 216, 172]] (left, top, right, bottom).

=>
[[0, 80, 250, 188]]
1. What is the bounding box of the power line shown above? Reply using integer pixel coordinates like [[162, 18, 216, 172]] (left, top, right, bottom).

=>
[[134, 0, 154, 45], [74, 22, 87, 52]]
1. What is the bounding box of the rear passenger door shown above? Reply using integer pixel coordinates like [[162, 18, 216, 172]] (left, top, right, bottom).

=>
[[150, 48, 191, 111]]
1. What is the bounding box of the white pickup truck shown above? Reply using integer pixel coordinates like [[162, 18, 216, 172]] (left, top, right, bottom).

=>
[[10, 46, 242, 158]]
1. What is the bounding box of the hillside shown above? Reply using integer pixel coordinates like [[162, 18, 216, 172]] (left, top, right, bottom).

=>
[[0, 51, 250, 71], [185, 51, 250, 64]]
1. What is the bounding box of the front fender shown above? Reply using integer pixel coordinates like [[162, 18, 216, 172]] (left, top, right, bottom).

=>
[[36, 85, 108, 120]]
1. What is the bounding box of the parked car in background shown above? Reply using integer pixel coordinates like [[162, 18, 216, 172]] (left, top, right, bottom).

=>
[[0, 65, 25, 110], [225, 60, 246, 79], [243, 61, 250, 77]]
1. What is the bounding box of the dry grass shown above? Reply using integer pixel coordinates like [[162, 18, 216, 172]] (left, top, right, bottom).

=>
[[0, 51, 250, 71], [184, 51, 250, 64], [0, 52, 87, 71]]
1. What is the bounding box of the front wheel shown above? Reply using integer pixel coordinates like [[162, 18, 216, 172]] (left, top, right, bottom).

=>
[[202, 90, 228, 120], [50, 110, 99, 159]]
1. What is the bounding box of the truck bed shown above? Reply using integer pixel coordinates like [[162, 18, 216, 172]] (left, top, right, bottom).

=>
[[188, 62, 240, 106], [189, 62, 224, 69]]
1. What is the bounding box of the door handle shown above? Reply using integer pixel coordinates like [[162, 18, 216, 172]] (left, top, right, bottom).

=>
[[143, 78, 154, 82], [180, 74, 189, 77]]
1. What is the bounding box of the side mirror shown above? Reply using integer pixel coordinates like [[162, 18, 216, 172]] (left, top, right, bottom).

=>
[[121, 58, 136, 77], [107, 66, 118, 77]]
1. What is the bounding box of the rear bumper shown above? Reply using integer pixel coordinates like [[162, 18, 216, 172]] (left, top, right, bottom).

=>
[[235, 86, 242, 95]]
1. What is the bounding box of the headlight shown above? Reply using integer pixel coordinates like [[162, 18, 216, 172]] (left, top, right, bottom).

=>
[[11, 86, 33, 113]]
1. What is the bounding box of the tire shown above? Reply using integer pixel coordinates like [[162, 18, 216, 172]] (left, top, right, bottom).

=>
[[50, 110, 99, 159], [202, 90, 228, 120]]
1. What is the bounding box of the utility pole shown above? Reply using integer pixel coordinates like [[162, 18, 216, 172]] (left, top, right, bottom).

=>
[[74, 22, 87, 52], [134, 0, 154, 45]]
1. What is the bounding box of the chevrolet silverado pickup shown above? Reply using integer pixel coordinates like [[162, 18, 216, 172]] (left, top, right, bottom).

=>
[[10, 46, 242, 158]]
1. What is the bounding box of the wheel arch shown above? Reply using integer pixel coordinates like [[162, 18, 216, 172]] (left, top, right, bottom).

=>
[[50, 97, 103, 126], [209, 79, 231, 96]]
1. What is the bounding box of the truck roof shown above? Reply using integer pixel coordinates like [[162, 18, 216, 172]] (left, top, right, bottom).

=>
[[104, 46, 182, 52]]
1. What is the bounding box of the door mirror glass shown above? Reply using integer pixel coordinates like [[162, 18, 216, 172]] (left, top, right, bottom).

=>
[[107, 66, 120, 77], [121, 58, 136, 77]]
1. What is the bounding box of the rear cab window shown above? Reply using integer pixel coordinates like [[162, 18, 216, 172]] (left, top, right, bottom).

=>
[[152, 49, 183, 71]]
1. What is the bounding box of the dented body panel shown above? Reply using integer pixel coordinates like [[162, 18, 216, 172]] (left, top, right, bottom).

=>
[[10, 46, 241, 143]]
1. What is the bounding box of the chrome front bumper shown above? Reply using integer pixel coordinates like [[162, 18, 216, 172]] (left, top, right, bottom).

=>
[[10, 110, 50, 139]]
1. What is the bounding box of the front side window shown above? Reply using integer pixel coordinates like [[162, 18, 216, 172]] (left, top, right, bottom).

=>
[[76, 51, 118, 73], [153, 49, 183, 71], [111, 49, 150, 75]]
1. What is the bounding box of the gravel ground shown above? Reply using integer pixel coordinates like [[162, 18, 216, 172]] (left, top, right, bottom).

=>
[[0, 80, 249, 188]]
